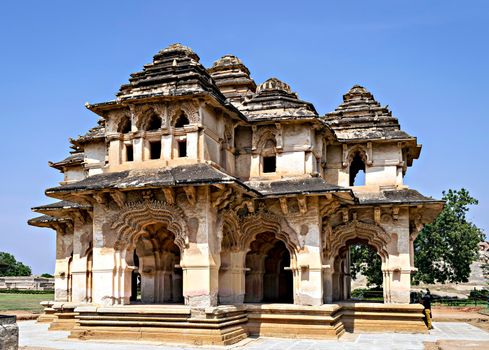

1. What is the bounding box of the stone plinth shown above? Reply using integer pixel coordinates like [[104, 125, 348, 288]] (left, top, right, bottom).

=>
[[246, 303, 345, 339], [339, 302, 427, 333], [37, 301, 56, 323], [62, 303, 427, 345], [70, 304, 248, 346], [0, 315, 18, 350], [48, 302, 79, 331]]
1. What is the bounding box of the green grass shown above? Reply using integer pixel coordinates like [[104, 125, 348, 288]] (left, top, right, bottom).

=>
[[0, 292, 53, 313]]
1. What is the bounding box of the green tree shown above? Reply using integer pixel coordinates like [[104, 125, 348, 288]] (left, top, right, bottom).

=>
[[413, 189, 484, 284], [0, 252, 32, 276], [350, 244, 383, 289]]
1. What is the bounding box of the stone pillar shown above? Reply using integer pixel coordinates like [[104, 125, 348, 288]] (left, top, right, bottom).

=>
[[181, 187, 220, 308], [218, 251, 246, 304], [108, 139, 121, 165], [185, 126, 199, 159], [245, 269, 264, 303], [53, 227, 73, 302], [381, 209, 412, 304], [250, 154, 260, 177], [54, 257, 71, 302], [133, 136, 144, 162], [70, 255, 87, 303], [291, 201, 324, 306], [140, 271, 155, 303], [91, 203, 116, 306], [162, 133, 172, 159], [323, 266, 333, 304]]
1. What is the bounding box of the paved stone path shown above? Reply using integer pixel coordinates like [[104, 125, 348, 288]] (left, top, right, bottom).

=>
[[18, 321, 489, 350]]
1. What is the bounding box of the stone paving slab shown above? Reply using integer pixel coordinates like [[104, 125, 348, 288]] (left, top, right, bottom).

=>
[[17, 321, 489, 350]]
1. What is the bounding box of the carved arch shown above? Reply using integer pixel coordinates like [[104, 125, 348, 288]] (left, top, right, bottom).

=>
[[220, 211, 241, 252], [326, 220, 390, 261], [168, 102, 199, 126], [253, 126, 278, 151], [108, 109, 132, 133], [347, 145, 368, 164], [240, 211, 301, 254], [112, 201, 189, 252], [132, 104, 166, 131]]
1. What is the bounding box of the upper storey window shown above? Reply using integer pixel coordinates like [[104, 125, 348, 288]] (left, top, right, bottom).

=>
[[261, 139, 277, 174], [174, 113, 190, 128], [349, 151, 366, 186]]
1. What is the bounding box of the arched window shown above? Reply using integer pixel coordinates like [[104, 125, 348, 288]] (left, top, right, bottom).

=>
[[262, 138, 276, 174], [349, 152, 366, 186], [118, 118, 131, 133], [174, 113, 190, 128]]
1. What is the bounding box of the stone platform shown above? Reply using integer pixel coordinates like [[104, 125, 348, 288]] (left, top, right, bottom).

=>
[[19, 321, 489, 350], [69, 304, 248, 346], [38, 302, 429, 346]]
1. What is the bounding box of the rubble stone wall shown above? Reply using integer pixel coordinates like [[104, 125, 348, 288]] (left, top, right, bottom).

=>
[[0, 315, 18, 350]]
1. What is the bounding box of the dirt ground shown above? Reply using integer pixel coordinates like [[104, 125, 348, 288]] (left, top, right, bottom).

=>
[[432, 305, 489, 332]]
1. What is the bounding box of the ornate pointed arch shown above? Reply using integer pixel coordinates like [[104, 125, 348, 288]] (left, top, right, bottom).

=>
[[326, 220, 390, 261], [347, 145, 368, 163], [107, 109, 132, 133], [253, 126, 278, 152], [240, 211, 301, 254], [220, 211, 241, 252], [112, 201, 188, 252], [168, 101, 199, 126]]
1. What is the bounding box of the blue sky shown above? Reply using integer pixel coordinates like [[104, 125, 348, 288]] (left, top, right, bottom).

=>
[[0, 1, 487, 274]]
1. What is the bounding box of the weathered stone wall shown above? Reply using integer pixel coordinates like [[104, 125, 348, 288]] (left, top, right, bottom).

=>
[[0, 315, 18, 350], [0, 277, 54, 291]]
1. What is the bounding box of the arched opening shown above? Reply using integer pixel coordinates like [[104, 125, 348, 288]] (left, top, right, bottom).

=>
[[261, 139, 277, 174], [130, 251, 141, 302], [128, 223, 183, 304], [244, 232, 293, 303], [174, 113, 189, 128], [349, 152, 366, 186], [333, 239, 384, 302], [143, 113, 162, 131], [118, 118, 132, 133]]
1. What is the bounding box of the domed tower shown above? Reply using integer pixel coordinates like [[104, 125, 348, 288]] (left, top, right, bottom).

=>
[[233, 77, 322, 179], [322, 85, 421, 188], [208, 54, 256, 108], [241, 77, 317, 120]]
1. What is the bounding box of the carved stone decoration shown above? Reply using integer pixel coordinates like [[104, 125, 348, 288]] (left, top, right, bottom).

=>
[[220, 211, 241, 252], [112, 201, 189, 252], [279, 198, 288, 215], [93, 193, 107, 204], [167, 101, 199, 126], [252, 125, 277, 153], [374, 207, 381, 224], [297, 196, 307, 215], [163, 188, 175, 205], [240, 210, 302, 253], [343, 144, 370, 168], [110, 191, 126, 208], [183, 187, 197, 207], [326, 220, 390, 261], [392, 207, 400, 221], [107, 108, 132, 133]]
